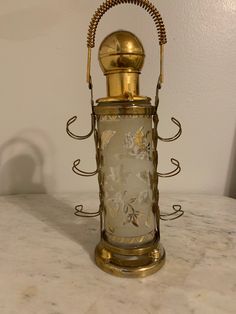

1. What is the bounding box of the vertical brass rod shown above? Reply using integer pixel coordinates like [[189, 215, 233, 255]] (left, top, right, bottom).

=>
[[160, 45, 164, 84], [87, 47, 92, 84]]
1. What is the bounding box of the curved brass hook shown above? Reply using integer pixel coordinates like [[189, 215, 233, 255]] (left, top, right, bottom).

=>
[[160, 205, 184, 221], [157, 158, 181, 178], [72, 159, 98, 177], [66, 115, 94, 140], [74, 204, 100, 218], [158, 117, 182, 142]]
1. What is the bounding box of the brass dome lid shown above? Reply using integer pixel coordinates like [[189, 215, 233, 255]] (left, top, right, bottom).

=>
[[99, 30, 145, 74], [97, 30, 149, 103]]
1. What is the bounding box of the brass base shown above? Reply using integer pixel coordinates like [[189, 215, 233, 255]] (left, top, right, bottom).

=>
[[95, 239, 165, 278]]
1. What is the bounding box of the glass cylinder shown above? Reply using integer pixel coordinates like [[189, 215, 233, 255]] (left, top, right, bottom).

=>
[[98, 113, 155, 247]]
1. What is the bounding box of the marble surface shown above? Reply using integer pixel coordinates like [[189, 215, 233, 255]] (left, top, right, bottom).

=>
[[0, 193, 235, 314]]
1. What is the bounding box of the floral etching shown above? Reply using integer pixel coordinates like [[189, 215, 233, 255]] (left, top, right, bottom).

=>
[[106, 189, 151, 228], [100, 121, 154, 235], [123, 195, 140, 227], [124, 127, 151, 160]]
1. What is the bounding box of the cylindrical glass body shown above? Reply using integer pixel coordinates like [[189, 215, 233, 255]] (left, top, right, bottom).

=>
[[97, 110, 156, 248]]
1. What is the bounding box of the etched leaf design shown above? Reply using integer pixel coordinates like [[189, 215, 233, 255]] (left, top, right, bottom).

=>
[[134, 127, 145, 147], [101, 130, 116, 149], [129, 198, 136, 204], [124, 205, 129, 214], [132, 217, 139, 227]]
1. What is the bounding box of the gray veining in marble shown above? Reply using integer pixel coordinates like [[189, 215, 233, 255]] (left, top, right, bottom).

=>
[[0, 193, 235, 314]]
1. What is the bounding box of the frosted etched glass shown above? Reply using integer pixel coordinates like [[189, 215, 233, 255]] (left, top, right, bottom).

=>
[[98, 115, 155, 247]]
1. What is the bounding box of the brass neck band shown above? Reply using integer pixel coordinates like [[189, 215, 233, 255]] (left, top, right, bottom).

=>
[[94, 102, 156, 116], [106, 72, 140, 99]]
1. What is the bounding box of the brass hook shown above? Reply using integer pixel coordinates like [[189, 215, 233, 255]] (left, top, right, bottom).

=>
[[157, 158, 181, 178], [160, 205, 184, 221], [158, 117, 182, 142], [75, 204, 100, 218], [66, 115, 95, 140], [72, 159, 98, 177]]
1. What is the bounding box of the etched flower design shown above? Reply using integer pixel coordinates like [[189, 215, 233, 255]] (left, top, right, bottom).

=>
[[124, 127, 151, 160], [106, 191, 140, 228]]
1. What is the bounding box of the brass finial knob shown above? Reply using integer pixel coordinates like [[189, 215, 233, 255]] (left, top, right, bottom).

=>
[[97, 30, 147, 102], [99, 30, 145, 74]]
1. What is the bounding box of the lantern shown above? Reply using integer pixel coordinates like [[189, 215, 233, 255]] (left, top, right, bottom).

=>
[[66, 0, 183, 278]]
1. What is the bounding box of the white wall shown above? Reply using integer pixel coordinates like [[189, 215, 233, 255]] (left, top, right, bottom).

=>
[[0, 0, 235, 197]]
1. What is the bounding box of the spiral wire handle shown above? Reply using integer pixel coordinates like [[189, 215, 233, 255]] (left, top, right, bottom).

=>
[[86, 0, 167, 85], [87, 0, 167, 48]]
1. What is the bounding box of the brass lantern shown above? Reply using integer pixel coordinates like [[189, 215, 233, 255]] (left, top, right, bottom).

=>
[[66, 0, 183, 278]]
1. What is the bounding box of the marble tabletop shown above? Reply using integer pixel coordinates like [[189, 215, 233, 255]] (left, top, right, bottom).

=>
[[0, 193, 235, 314]]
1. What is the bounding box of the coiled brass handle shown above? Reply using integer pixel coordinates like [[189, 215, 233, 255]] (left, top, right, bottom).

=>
[[86, 0, 167, 85], [87, 0, 167, 48]]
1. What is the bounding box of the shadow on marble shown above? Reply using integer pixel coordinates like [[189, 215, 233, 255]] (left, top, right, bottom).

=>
[[225, 127, 236, 199], [8, 194, 100, 263]]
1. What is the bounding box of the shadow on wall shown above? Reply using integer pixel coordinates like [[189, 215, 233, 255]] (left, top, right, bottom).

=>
[[0, 131, 55, 195], [225, 128, 236, 199], [0, 153, 46, 195]]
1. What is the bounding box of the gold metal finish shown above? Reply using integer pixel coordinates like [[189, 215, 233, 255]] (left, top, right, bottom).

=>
[[87, 0, 167, 48], [152, 114, 184, 221], [152, 114, 160, 237], [106, 72, 140, 99], [86, 0, 167, 87], [66, 114, 95, 140], [98, 31, 147, 101], [160, 45, 164, 84], [99, 31, 145, 74], [94, 102, 156, 116], [96, 95, 150, 103], [87, 47, 92, 84], [95, 237, 165, 278]]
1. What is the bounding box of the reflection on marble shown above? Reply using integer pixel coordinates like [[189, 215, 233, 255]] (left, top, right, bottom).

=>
[[0, 193, 235, 314]]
